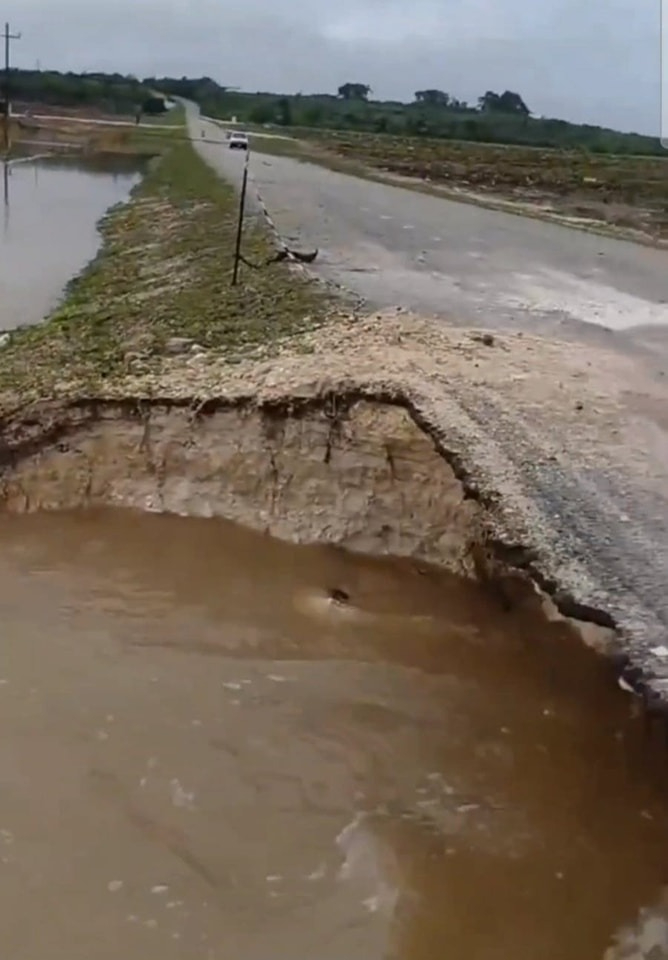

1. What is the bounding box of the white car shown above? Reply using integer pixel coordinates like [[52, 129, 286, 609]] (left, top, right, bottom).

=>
[[228, 132, 249, 151]]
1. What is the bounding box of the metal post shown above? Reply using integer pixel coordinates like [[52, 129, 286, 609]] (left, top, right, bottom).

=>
[[3, 159, 9, 236], [231, 153, 249, 285], [3, 23, 21, 153]]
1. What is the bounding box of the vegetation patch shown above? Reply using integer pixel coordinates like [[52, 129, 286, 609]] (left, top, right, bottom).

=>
[[11, 69, 176, 118], [0, 141, 332, 410]]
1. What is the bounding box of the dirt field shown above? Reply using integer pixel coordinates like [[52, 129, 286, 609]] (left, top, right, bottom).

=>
[[10, 115, 182, 157], [13, 101, 135, 122], [286, 132, 668, 242]]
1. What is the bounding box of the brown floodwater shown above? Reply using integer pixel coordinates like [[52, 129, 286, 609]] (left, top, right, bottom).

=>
[[0, 507, 666, 959]]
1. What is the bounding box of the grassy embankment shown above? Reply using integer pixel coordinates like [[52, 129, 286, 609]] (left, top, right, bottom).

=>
[[0, 126, 331, 410], [248, 130, 668, 242]]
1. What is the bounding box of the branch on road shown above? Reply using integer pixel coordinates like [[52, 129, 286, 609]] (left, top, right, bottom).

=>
[[239, 247, 319, 270]]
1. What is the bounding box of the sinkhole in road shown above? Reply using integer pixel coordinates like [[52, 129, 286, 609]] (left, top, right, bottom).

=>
[[0, 391, 667, 959]]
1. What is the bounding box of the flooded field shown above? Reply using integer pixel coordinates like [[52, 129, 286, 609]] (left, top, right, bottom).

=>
[[0, 507, 667, 959], [0, 156, 142, 331]]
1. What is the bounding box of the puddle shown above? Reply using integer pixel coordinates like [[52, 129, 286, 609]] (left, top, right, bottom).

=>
[[0, 155, 142, 331], [0, 507, 667, 959]]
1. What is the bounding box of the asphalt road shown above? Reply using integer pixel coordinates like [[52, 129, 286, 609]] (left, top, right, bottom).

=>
[[187, 102, 668, 692], [187, 104, 668, 346]]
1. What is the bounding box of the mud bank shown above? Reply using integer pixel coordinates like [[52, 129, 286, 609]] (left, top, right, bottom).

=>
[[3, 308, 668, 713], [0, 395, 481, 571], [0, 386, 619, 660]]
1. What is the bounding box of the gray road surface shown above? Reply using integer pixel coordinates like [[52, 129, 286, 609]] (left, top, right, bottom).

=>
[[187, 104, 667, 346], [188, 102, 668, 696]]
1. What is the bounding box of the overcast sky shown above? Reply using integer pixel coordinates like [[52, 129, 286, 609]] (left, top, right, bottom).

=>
[[7, 0, 663, 135]]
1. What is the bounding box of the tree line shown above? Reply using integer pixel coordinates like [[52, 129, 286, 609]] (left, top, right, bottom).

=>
[[340, 83, 529, 115], [8, 69, 151, 113], [7, 68, 665, 156], [157, 76, 663, 155]]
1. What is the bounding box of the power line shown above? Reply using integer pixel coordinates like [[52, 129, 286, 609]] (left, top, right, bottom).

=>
[[3, 22, 21, 151]]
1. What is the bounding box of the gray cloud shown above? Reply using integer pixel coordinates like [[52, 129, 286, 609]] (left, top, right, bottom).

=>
[[7, 0, 662, 135]]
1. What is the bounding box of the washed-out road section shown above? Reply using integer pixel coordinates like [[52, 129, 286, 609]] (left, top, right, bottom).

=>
[[183, 103, 668, 696]]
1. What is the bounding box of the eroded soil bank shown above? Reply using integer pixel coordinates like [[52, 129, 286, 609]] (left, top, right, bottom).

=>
[[5, 309, 665, 685], [0, 397, 482, 570]]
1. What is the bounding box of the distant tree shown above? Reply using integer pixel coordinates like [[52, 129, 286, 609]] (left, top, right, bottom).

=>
[[414, 89, 450, 106], [406, 115, 432, 136], [248, 102, 274, 124], [142, 96, 167, 115], [478, 89, 530, 115], [302, 104, 324, 125], [477, 90, 500, 112], [337, 82, 371, 101], [276, 96, 292, 125], [498, 90, 530, 115]]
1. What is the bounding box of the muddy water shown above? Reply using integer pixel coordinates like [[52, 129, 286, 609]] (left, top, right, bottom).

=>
[[0, 156, 141, 331], [0, 508, 667, 959]]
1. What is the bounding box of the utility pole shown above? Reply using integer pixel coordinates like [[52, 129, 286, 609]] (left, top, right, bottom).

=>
[[3, 22, 21, 152]]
